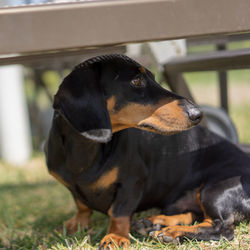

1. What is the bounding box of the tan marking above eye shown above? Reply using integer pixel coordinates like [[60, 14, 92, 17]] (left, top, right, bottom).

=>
[[91, 167, 118, 190], [139, 67, 146, 74]]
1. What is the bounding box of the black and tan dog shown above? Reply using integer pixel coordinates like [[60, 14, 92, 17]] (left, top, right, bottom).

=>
[[45, 54, 250, 249]]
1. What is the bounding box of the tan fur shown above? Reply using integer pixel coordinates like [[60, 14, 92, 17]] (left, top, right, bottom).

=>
[[108, 216, 130, 237], [99, 233, 130, 249], [107, 96, 116, 113], [99, 216, 130, 249], [148, 212, 196, 227], [138, 100, 189, 133], [153, 218, 213, 238], [152, 189, 214, 239], [91, 167, 118, 190], [107, 205, 113, 217], [109, 103, 155, 131], [107, 98, 190, 134], [107, 96, 131, 132], [196, 187, 210, 219], [139, 66, 146, 74]]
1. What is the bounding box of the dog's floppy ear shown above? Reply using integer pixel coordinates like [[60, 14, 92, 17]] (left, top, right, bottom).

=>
[[53, 65, 112, 143]]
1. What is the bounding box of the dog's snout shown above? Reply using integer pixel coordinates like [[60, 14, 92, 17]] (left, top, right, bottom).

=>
[[180, 99, 203, 125]]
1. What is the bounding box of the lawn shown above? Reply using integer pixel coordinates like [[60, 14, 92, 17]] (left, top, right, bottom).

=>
[[0, 157, 250, 249]]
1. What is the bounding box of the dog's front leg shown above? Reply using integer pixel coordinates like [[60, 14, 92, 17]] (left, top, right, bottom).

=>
[[64, 198, 92, 234], [99, 214, 130, 249], [98, 182, 142, 249]]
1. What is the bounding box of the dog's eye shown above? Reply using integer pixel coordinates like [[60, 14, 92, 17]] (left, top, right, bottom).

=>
[[131, 78, 146, 88]]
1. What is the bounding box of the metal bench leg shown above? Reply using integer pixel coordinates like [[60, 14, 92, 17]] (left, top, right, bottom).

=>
[[163, 70, 195, 102], [216, 44, 229, 113]]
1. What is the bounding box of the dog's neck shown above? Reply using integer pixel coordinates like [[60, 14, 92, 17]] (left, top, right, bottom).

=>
[[57, 114, 117, 175]]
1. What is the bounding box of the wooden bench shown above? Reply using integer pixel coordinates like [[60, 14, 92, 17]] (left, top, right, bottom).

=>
[[1, 0, 250, 62]]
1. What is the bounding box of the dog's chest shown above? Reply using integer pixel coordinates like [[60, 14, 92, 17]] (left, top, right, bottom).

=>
[[68, 166, 119, 213], [73, 179, 117, 213]]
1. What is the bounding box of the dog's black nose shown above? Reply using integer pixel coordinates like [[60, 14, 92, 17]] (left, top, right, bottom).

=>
[[180, 99, 203, 125], [187, 107, 202, 124]]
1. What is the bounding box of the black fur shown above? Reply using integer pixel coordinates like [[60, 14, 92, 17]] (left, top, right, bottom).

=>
[[45, 54, 250, 243]]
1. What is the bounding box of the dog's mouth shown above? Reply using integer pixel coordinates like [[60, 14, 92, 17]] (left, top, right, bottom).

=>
[[137, 122, 187, 135]]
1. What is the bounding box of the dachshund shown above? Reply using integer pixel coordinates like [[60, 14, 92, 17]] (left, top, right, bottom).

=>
[[45, 54, 250, 249]]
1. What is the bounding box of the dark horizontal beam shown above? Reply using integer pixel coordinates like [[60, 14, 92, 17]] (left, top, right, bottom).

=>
[[187, 33, 250, 47], [165, 48, 250, 73], [0, 46, 125, 66]]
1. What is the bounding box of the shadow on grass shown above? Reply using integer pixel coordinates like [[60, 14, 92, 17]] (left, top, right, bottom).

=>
[[0, 181, 76, 248], [0, 181, 158, 248], [0, 181, 115, 248]]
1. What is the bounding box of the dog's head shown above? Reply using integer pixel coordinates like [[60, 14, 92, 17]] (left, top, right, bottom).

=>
[[54, 54, 202, 143]]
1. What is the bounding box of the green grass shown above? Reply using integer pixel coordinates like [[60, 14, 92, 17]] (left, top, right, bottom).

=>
[[0, 157, 249, 249]]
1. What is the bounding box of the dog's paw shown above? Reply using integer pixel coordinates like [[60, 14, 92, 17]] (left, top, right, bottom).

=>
[[134, 218, 163, 236], [134, 214, 172, 236], [149, 226, 181, 243], [98, 233, 130, 250], [63, 219, 80, 235]]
